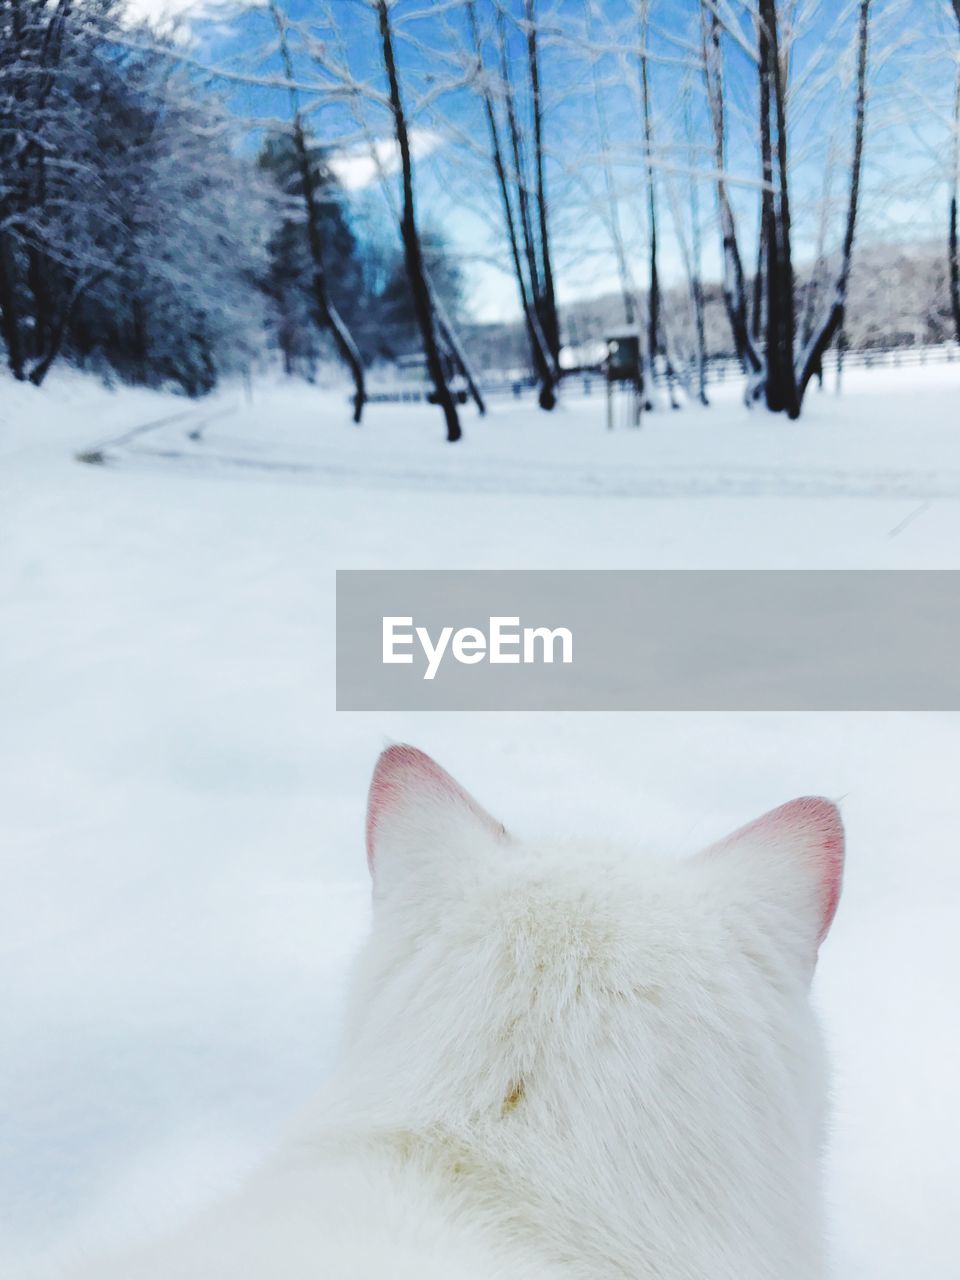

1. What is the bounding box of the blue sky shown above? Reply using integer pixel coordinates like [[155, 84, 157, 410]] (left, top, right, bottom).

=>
[[156, 0, 960, 323]]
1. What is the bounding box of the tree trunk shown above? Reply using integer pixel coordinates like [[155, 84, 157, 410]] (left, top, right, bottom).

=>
[[755, 12, 773, 355], [751, 210, 765, 344], [638, 5, 679, 411], [700, 4, 762, 376], [951, 57, 960, 346], [951, 192, 960, 349], [662, 159, 702, 404], [24, 245, 50, 362], [377, 0, 461, 442], [28, 269, 107, 387], [0, 232, 26, 380], [272, 2, 366, 424], [801, 137, 839, 350], [498, 8, 542, 313], [494, 0, 559, 377], [469, 0, 557, 408], [675, 88, 709, 405], [19, 0, 74, 367], [132, 296, 149, 384], [639, 7, 660, 385], [759, 0, 799, 417], [795, 0, 870, 401], [758, 8, 784, 410], [835, 324, 846, 394], [499, 0, 561, 400], [431, 289, 487, 417], [525, 0, 560, 368], [691, 273, 709, 406]]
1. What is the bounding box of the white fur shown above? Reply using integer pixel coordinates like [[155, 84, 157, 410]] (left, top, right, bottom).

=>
[[72, 747, 842, 1279]]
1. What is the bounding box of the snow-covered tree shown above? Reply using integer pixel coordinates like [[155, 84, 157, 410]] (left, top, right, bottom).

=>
[[0, 0, 268, 391]]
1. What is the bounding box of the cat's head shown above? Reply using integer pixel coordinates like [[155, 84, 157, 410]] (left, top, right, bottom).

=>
[[361, 742, 842, 970], [344, 743, 842, 1252]]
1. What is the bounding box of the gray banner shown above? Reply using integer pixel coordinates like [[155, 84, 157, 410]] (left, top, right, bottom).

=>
[[336, 571, 960, 711]]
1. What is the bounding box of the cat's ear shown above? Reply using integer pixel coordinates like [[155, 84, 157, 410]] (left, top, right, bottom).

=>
[[705, 797, 844, 950], [365, 745, 507, 891]]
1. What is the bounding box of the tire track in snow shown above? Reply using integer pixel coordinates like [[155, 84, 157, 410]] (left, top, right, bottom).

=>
[[75, 403, 238, 467], [76, 403, 960, 500]]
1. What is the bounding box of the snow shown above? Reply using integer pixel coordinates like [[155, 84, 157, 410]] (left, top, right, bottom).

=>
[[2, 364, 959, 1278]]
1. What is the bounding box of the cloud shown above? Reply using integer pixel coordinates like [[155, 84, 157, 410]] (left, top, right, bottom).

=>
[[329, 131, 443, 194], [123, 0, 198, 22], [121, 0, 238, 31]]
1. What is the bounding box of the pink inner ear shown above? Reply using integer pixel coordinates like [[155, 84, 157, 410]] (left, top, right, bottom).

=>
[[730, 796, 844, 944], [365, 744, 506, 875]]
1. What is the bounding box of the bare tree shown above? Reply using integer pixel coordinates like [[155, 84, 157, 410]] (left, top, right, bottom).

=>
[[467, 0, 558, 407], [375, 0, 462, 442], [638, 0, 661, 384], [795, 0, 871, 401], [497, 7, 542, 343], [525, 0, 561, 367], [0, 0, 901, 420], [664, 79, 710, 406], [492, 0, 563, 382], [702, 0, 871, 417], [432, 293, 487, 418], [270, 1, 366, 424], [758, 0, 799, 415], [316, 0, 485, 418], [700, 3, 762, 379], [636, 0, 682, 408], [685, 97, 710, 407], [800, 131, 841, 361]]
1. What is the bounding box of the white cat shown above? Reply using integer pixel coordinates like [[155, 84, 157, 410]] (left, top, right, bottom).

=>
[[73, 743, 844, 1279]]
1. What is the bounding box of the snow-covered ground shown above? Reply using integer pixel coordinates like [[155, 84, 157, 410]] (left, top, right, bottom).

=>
[[2, 366, 958, 1278]]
